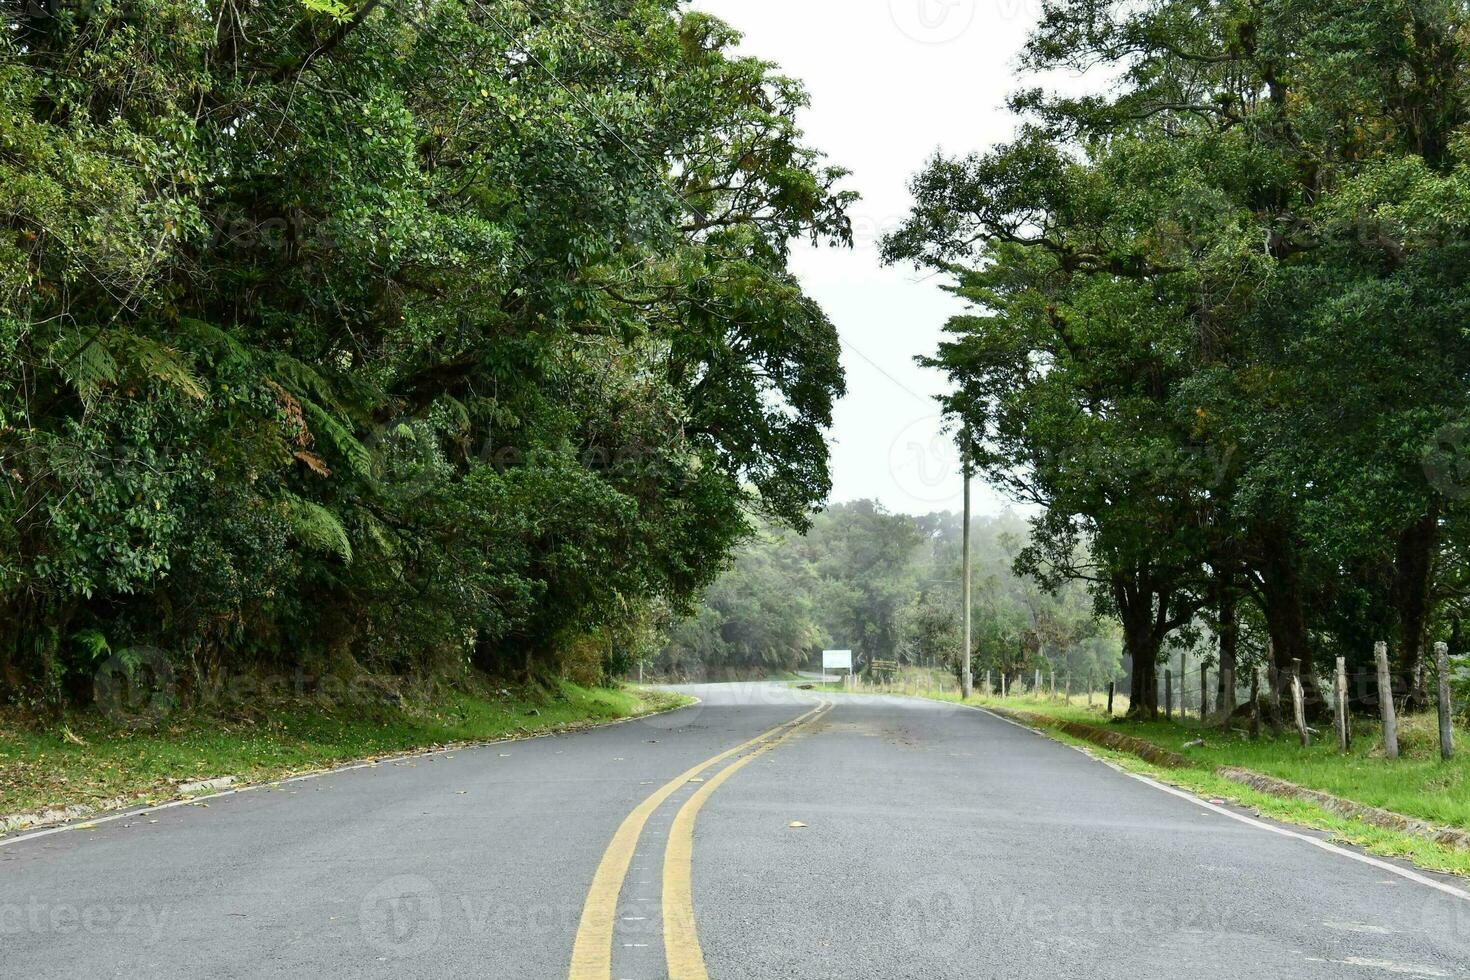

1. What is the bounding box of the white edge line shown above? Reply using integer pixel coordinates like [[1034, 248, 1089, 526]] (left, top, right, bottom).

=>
[[969, 702, 1470, 904], [836, 688, 1470, 905], [0, 692, 704, 850]]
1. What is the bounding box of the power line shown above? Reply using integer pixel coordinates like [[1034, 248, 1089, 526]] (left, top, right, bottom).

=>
[[837, 336, 935, 407]]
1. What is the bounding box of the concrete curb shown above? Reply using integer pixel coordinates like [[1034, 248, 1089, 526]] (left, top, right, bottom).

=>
[[1217, 767, 1470, 851], [986, 707, 1194, 768]]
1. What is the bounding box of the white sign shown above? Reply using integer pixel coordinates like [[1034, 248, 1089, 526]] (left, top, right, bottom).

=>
[[822, 649, 853, 671]]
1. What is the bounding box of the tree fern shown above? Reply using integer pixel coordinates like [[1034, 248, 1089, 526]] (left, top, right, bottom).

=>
[[58, 333, 120, 406], [301, 399, 372, 479], [280, 493, 353, 563], [55, 329, 205, 404]]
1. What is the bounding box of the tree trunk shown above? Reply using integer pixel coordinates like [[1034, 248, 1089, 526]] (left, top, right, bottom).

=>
[[1257, 536, 1326, 718], [1215, 582, 1238, 724], [0, 593, 21, 700], [1115, 574, 1163, 719], [1392, 505, 1438, 711], [1126, 629, 1161, 719]]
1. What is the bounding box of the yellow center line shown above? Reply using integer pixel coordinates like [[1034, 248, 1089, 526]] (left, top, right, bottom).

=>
[[567, 701, 828, 980], [663, 702, 832, 980]]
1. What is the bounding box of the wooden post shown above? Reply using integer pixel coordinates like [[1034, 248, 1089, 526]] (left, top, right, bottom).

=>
[[1375, 640, 1399, 760], [1106, 681, 1115, 716], [1087, 679, 1094, 707], [984, 668, 992, 697], [1034, 667, 1042, 699], [1064, 673, 1071, 703], [1437, 641, 1455, 761], [1165, 668, 1173, 720], [1290, 658, 1309, 747], [1049, 668, 1056, 700], [1249, 667, 1261, 740], [1178, 651, 1187, 717], [1001, 672, 1007, 698], [1335, 656, 1349, 753]]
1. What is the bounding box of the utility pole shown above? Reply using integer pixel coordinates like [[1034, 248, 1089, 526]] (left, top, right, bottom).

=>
[[961, 426, 973, 701]]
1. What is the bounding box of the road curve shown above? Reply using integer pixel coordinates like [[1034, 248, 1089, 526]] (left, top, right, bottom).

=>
[[1, 683, 1467, 979]]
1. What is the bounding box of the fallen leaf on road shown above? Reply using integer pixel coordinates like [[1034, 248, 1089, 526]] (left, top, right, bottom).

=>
[[788, 821, 807, 829]]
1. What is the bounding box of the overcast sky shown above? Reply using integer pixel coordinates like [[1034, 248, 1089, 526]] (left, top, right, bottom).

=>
[[690, 0, 1043, 516]]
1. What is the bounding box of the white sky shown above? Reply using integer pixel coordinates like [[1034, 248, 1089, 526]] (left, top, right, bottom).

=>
[[691, 0, 1043, 516]]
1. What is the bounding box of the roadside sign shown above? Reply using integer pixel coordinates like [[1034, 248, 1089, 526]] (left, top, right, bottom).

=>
[[822, 650, 853, 671]]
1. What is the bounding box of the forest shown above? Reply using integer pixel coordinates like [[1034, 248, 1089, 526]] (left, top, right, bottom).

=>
[[1, 0, 853, 709], [656, 501, 1124, 691]]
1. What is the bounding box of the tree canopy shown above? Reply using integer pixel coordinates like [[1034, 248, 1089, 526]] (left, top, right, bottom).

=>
[[884, 0, 1470, 717], [2, 0, 852, 705]]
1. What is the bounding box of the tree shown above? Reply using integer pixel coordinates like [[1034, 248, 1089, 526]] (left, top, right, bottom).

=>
[[885, 0, 1470, 716], [1, 0, 854, 704]]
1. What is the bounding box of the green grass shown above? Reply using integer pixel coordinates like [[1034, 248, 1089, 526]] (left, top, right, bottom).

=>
[[958, 692, 1470, 831], [0, 681, 690, 820], [1038, 726, 1470, 879]]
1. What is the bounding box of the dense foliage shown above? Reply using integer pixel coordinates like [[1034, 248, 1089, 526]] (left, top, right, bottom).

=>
[[884, 0, 1470, 717], [655, 501, 1122, 688], [1, 0, 853, 707]]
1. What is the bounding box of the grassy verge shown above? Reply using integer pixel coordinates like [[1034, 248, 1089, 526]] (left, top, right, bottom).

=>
[[1038, 725, 1470, 879], [0, 682, 690, 822], [958, 692, 1469, 831]]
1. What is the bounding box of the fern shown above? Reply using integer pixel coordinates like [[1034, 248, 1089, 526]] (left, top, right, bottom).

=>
[[114, 332, 206, 400], [56, 329, 204, 403], [281, 493, 353, 563], [178, 318, 252, 364], [272, 353, 350, 419], [302, 399, 372, 479], [71, 627, 111, 667], [60, 333, 120, 405]]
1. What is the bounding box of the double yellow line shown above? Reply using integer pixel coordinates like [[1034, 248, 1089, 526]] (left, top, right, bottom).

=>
[[568, 701, 830, 980]]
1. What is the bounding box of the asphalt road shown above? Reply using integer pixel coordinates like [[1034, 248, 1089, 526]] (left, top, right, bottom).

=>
[[2, 683, 1467, 979]]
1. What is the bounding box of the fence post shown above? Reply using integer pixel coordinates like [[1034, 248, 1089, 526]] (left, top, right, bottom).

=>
[[1165, 668, 1174, 720], [1106, 681, 1115, 716], [1001, 672, 1007, 698], [1290, 658, 1309, 747], [1335, 656, 1349, 753], [1180, 651, 1188, 717], [1437, 641, 1455, 761], [1034, 667, 1042, 699], [1375, 640, 1399, 760]]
